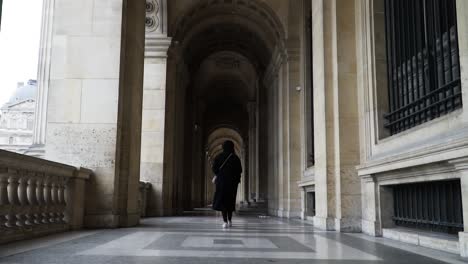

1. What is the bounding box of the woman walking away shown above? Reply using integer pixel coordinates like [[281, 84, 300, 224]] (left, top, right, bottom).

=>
[[212, 140, 242, 228]]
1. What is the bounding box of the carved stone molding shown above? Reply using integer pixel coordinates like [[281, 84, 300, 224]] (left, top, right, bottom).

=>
[[146, 0, 166, 35], [145, 0, 159, 33]]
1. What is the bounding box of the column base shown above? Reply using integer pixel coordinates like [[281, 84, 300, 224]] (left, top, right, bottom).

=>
[[335, 217, 362, 233], [270, 209, 302, 218], [362, 219, 382, 236], [84, 214, 119, 228], [460, 232, 468, 258], [314, 216, 336, 231]]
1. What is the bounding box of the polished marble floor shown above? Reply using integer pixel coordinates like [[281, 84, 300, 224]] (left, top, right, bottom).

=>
[[0, 214, 465, 264]]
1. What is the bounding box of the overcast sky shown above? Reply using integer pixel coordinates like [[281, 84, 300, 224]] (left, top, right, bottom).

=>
[[0, 0, 43, 106]]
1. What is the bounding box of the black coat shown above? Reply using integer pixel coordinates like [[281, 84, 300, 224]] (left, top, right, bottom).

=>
[[212, 151, 242, 212]]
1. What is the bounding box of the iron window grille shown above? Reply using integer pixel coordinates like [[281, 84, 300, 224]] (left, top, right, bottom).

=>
[[384, 0, 462, 135], [392, 180, 464, 235]]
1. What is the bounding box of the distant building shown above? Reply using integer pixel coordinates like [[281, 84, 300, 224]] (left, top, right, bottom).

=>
[[0, 80, 37, 153]]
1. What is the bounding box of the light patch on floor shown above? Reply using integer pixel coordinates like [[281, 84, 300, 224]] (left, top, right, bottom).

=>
[[77, 231, 381, 260]]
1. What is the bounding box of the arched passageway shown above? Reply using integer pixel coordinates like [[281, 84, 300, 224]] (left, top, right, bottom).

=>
[[161, 0, 288, 214]]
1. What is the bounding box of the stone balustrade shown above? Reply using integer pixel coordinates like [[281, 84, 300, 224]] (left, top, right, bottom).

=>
[[139, 181, 151, 217], [0, 150, 92, 244]]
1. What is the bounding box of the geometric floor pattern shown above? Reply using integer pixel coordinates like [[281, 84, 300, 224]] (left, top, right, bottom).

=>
[[0, 214, 465, 264]]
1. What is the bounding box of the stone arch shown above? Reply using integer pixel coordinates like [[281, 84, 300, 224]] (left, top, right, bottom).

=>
[[169, 0, 286, 73], [171, 0, 285, 43]]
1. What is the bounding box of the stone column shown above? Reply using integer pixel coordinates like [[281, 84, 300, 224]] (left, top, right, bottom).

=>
[[238, 147, 247, 204], [312, 0, 336, 230], [273, 0, 306, 219], [247, 102, 258, 202], [28, 0, 55, 157], [243, 146, 250, 205], [255, 82, 263, 202], [312, 0, 362, 232], [263, 53, 282, 215]]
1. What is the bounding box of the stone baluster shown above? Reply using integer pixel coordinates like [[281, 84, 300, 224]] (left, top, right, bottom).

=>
[[52, 177, 63, 223], [45, 176, 55, 224], [35, 176, 46, 224], [17, 173, 29, 227], [7, 172, 20, 228], [42, 177, 51, 224], [27, 174, 39, 226], [63, 177, 70, 224], [50, 178, 58, 223], [57, 177, 66, 223], [0, 170, 9, 230]]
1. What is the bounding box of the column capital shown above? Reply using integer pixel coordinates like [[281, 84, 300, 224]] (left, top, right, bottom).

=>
[[145, 35, 172, 59]]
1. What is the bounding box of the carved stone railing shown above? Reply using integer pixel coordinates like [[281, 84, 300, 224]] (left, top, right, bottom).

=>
[[139, 181, 151, 217], [0, 150, 92, 244]]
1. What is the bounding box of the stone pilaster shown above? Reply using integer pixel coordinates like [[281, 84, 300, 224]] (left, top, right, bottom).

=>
[[360, 175, 382, 236], [140, 38, 171, 217], [448, 158, 468, 257], [139, 0, 172, 216], [140, 40, 171, 216]]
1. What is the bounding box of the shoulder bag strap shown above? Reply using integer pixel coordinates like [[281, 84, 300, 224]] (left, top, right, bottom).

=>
[[219, 153, 233, 170]]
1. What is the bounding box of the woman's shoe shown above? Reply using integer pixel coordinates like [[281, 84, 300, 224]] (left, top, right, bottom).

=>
[[223, 222, 228, 228]]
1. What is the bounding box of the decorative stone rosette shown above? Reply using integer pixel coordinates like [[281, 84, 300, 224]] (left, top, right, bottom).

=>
[[145, 0, 160, 33]]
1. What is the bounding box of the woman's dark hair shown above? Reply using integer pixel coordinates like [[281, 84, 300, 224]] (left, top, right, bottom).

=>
[[222, 140, 235, 153]]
